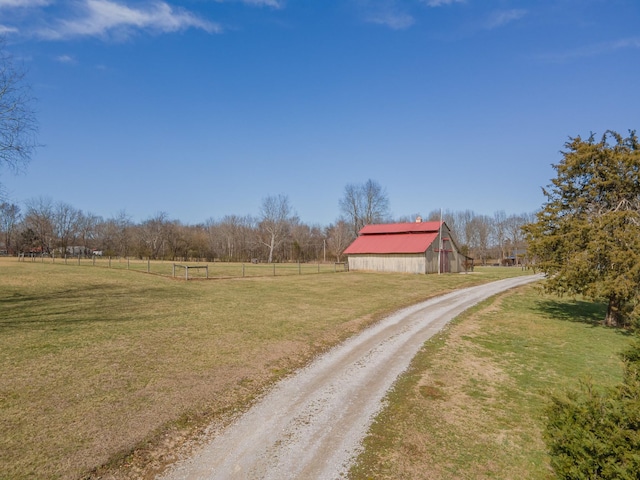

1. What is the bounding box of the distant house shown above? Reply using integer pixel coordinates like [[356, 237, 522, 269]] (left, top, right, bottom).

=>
[[343, 218, 469, 274], [503, 248, 528, 267], [66, 246, 87, 256]]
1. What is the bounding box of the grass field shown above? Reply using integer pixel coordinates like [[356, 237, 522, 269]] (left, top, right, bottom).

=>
[[349, 284, 633, 479], [18, 255, 347, 278], [0, 257, 530, 479]]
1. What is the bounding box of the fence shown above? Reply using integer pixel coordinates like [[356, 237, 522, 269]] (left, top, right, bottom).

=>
[[16, 254, 348, 280], [173, 264, 209, 280]]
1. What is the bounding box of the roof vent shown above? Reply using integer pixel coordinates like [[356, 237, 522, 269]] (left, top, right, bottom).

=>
[[415, 216, 422, 223]]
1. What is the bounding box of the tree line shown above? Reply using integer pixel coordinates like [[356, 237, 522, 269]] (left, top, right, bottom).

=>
[[0, 183, 532, 264]]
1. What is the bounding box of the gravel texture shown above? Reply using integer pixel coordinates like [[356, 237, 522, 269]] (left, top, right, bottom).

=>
[[161, 275, 541, 480]]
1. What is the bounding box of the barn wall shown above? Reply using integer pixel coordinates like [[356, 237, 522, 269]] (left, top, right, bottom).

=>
[[347, 254, 426, 274], [426, 225, 465, 274], [445, 223, 465, 273], [425, 245, 439, 274]]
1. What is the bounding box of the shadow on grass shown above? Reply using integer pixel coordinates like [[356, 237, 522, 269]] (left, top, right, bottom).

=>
[[534, 298, 607, 327], [0, 283, 155, 329], [535, 298, 636, 336]]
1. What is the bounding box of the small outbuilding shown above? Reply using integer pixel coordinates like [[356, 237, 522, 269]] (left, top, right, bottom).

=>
[[343, 218, 468, 274]]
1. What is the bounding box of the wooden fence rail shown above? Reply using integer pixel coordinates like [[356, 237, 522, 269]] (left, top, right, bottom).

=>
[[16, 254, 348, 280]]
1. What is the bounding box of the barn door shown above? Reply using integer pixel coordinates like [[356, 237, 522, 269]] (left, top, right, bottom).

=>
[[440, 238, 451, 273]]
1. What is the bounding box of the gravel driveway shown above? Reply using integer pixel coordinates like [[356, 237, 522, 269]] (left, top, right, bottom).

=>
[[161, 275, 541, 480]]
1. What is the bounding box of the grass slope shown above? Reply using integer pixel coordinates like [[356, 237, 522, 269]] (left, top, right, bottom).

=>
[[350, 284, 632, 480], [0, 258, 528, 479]]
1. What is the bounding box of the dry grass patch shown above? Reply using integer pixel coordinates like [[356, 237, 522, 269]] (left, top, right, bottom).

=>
[[0, 258, 529, 479]]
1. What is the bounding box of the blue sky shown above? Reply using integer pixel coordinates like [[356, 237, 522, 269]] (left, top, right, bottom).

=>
[[1, 0, 639, 226]]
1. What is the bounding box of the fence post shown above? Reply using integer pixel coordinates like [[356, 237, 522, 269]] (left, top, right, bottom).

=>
[[185, 266, 189, 281], [242, 263, 245, 277], [127, 258, 130, 270], [206, 265, 209, 279], [147, 258, 150, 274]]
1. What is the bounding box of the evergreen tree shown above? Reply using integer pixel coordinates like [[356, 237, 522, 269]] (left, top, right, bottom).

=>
[[525, 130, 640, 327]]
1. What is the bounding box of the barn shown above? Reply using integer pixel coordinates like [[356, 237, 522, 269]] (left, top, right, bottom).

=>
[[343, 218, 468, 274]]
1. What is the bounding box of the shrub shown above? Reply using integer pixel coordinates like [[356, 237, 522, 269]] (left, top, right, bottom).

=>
[[544, 338, 640, 479]]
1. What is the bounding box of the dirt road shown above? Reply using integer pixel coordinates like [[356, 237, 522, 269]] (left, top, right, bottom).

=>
[[161, 275, 541, 480]]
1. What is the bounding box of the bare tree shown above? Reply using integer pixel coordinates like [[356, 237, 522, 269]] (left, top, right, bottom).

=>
[[258, 194, 296, 263], [326, 219, 353, 262], [0, 43, 38, 192], [492, 210, 508, 264], [0, 201, 20, 254], [339, 179, 389, 236], [339, 183, 361, 237], [469, 214, 492, 265], [455, 210, 475, 248], [362, 179, 389, 226], [184, 224, 210, 260], [164, 220, 189, 260], [113, 210, 133, 257], [505, 213, 534, 266], [289, 221, 325, 262], [138, 212, 169, 259], [307, 224, 326, 262], [96, 211, 132, 257], [209, 214, 256, 262], [77, 212, 101, 253], [426, 209, 455, 229], [53, 201, 81, 254], [24, 197, 54, 254]]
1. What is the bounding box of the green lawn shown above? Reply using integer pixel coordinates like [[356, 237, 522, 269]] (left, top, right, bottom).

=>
[[350, 284, 633, 480]]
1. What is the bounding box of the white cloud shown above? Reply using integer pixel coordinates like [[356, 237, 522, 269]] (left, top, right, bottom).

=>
[[539, 37, 640, 62], [240, 0, 284, 8], [0, 0, 50, 7], [424, 0, 464, 7], [0, 24, 19, 33], [610, 37, 640, 49], [55, 54, 77, 63], [484, 9, 527, 29], [365, 11, 414, 30], [214, 0, 284, 8], [37, 0, 221, 40], [357, 0, 414, 30]]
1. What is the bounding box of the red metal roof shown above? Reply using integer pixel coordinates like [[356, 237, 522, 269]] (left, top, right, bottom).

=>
[[343, 232, 439, 254], [358, 221, 442, 235], [343, 221, 443, 255]]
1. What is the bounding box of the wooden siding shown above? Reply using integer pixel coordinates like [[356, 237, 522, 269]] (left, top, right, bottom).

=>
[[348, 254, 426, 274]]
